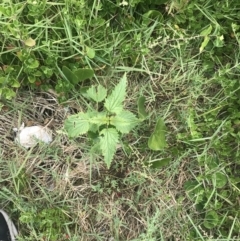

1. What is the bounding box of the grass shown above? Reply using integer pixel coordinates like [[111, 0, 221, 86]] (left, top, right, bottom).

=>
[[0, 0, 240, 240]]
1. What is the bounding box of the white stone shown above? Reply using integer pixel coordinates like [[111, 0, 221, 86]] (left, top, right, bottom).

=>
[[14, 124, 52, 148]]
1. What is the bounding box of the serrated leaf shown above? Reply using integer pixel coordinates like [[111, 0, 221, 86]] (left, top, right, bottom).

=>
[[200, 25, 212, 36], [99, 128, 119, 168], [137, 96, 148, 120], [199, 36, 210, 53], [73, 68, 94, 82], [87, 85, 107, 102], [148, 118, 167, 151], [104, 73, 127, 114], [64, 113, 90, 137], [24, 37, 36, 47], [110, 110, 139, 134], [62, 66, 78, 84], [86, 46, 95, 58]]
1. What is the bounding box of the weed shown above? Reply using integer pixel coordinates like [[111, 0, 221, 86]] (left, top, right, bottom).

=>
[[64, 73, 140, 168]]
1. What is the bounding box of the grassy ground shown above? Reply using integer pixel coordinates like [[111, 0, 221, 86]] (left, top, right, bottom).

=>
[[0, 0, 240, 240]]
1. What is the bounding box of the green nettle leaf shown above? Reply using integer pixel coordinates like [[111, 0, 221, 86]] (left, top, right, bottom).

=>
[[137, 96, 148, 120], [203, 210, 219, 229], [99, 128, 119, 168], [87, 85, 107, 102], [86, 46, 95, 59], [62, 66, 78, 84], [64, 113, 90, 137], [110, 110, 139, 134], [148, 118, 167, 151], [104, 73, 127, 114], [73, 69, 94, 82]]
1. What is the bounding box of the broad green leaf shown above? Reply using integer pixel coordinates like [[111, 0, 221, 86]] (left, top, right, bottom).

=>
[[28, 76, 36, 83], [104, 73, 127, 114], [64, 113, 90, 137], [80, 86, 89, 98], [24, 37, 36, 47], [137, 96, 148, 120], [148, 118, 167, 151], [110, 110, 139, 134], [184, 180, 204, 201], [203, 210, 219, 229], [184, 180, 199, 192], [148, 158, 171, 169], [73, 68, 94, 82], [199, 36, 210, 53], [62, 66, 77, 84], [86, 46, 95, 58], [87, 85, 107, 102], [100, 128, 119, 169], [27, 59, 39, 69], [213, 172, 227, 188], [33, 70, 42, 77], [11, 80, 20, 88], [200, 25, 212, 36]]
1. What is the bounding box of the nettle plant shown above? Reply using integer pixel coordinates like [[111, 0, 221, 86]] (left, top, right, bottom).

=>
[[64, 74, 140, 168]]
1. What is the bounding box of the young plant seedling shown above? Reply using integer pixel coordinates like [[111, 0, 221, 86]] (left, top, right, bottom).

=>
[[64, 73, 141, 168]]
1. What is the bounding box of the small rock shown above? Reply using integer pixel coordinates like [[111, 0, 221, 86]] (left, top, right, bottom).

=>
[[14, 123, 52, 148]]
